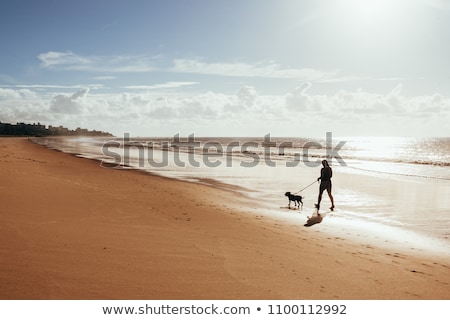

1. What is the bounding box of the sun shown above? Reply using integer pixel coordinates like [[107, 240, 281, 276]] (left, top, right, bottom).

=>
[[332, 0, 413, 40], [340, 0, 406, 24], [350, 0, 394, 15]]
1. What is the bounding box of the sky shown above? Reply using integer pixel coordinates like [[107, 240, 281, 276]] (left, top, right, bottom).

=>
[[1, 0, 449, 137]]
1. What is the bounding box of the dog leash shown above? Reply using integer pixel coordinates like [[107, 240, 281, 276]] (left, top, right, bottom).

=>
[[294, 180, 317, 194]]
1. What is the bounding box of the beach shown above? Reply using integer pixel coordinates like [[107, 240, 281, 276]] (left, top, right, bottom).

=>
[[1, 137, 449, 299]]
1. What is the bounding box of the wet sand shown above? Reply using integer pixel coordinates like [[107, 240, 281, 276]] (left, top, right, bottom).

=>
[[0, 137, 449, 299]]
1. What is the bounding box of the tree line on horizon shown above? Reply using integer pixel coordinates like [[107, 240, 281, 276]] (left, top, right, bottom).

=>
[[0, 122, 113, 137]]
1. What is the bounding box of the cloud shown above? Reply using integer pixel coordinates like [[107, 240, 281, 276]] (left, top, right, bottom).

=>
[[171, 58, 335, 80], [178, 100, 215, 119], [285, 82, 312, 111], [34, 52, 420, 88], [38, 51, 156, 73], [1, 84, 449, 136], [283, 83, 450, 122], [93, 76, 117, 81], [0, 88, 21, 99], [237, 86, 258, 107], [38, 51, 91, 69], [124, 82, 200, 90], [49, 88, 89, 114], [0, 88, 38, 100], [36, 52, 401, 85], [148, 106, 178, 119], [14, 84, 104, 90]]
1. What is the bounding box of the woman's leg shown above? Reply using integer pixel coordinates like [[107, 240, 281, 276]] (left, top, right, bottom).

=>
[[317, 184, 325, 209], [326, 185, 335, 209]]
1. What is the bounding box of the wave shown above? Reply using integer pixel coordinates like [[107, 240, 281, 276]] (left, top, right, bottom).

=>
[[39, 136, 449, 181], [344, 164, 450, 181], [118, 140, 450, 168]]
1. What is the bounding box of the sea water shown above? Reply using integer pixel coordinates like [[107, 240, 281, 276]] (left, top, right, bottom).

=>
[[33, 135, 450, 255]]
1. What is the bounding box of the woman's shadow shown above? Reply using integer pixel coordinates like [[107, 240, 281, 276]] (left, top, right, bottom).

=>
[[304, 209, 331, 227]]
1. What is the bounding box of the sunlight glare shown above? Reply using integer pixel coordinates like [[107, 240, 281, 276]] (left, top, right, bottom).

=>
[[341, 0, 406, 25], [351, 0, 394, 16]]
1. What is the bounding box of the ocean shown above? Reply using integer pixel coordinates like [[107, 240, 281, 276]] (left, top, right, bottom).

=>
[[33, 135, 450, 255]]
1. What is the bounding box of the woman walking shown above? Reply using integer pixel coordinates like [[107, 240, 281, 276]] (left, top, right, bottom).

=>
[[315, 159, 335, 211]]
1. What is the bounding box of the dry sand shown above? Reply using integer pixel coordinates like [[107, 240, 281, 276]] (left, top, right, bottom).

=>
[[0, 137, 449, 299]]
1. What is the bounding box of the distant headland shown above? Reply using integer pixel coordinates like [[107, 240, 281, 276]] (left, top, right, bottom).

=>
[[0, 122, 113, 137]]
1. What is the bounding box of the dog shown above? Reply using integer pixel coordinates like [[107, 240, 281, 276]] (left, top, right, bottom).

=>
[[285, 192, 303, 209]]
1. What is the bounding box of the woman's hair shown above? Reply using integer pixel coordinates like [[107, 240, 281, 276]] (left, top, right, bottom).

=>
[[322, 159, 329, 167]]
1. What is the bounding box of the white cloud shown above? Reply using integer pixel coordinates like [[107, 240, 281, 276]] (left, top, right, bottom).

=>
[[178, 98, 217, 119], [38, 51, 92, 69], [35, 52, 406, 86], [285, 82, 312, 111], [171, 58, 335, 80], [124, 82, 200, 90], [0, 88, 21, 99], [93, 76, 117, 80], [14, 84, 104, 90], [148, 106, 178, 119], [38, 51, 156, 73], [1, 84, 449, 136], [0, 88, 38, 100], [237, 86, 258, 107], [49, 88, 89, 114]]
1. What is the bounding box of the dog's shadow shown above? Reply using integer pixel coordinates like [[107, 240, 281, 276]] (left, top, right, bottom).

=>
[[280, 206, 302, 211], [304, 209, 330, 227]]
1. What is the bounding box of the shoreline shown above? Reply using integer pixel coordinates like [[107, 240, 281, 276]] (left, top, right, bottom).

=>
[[32, 136, 450, 252], [1, 137, 449, 299]]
